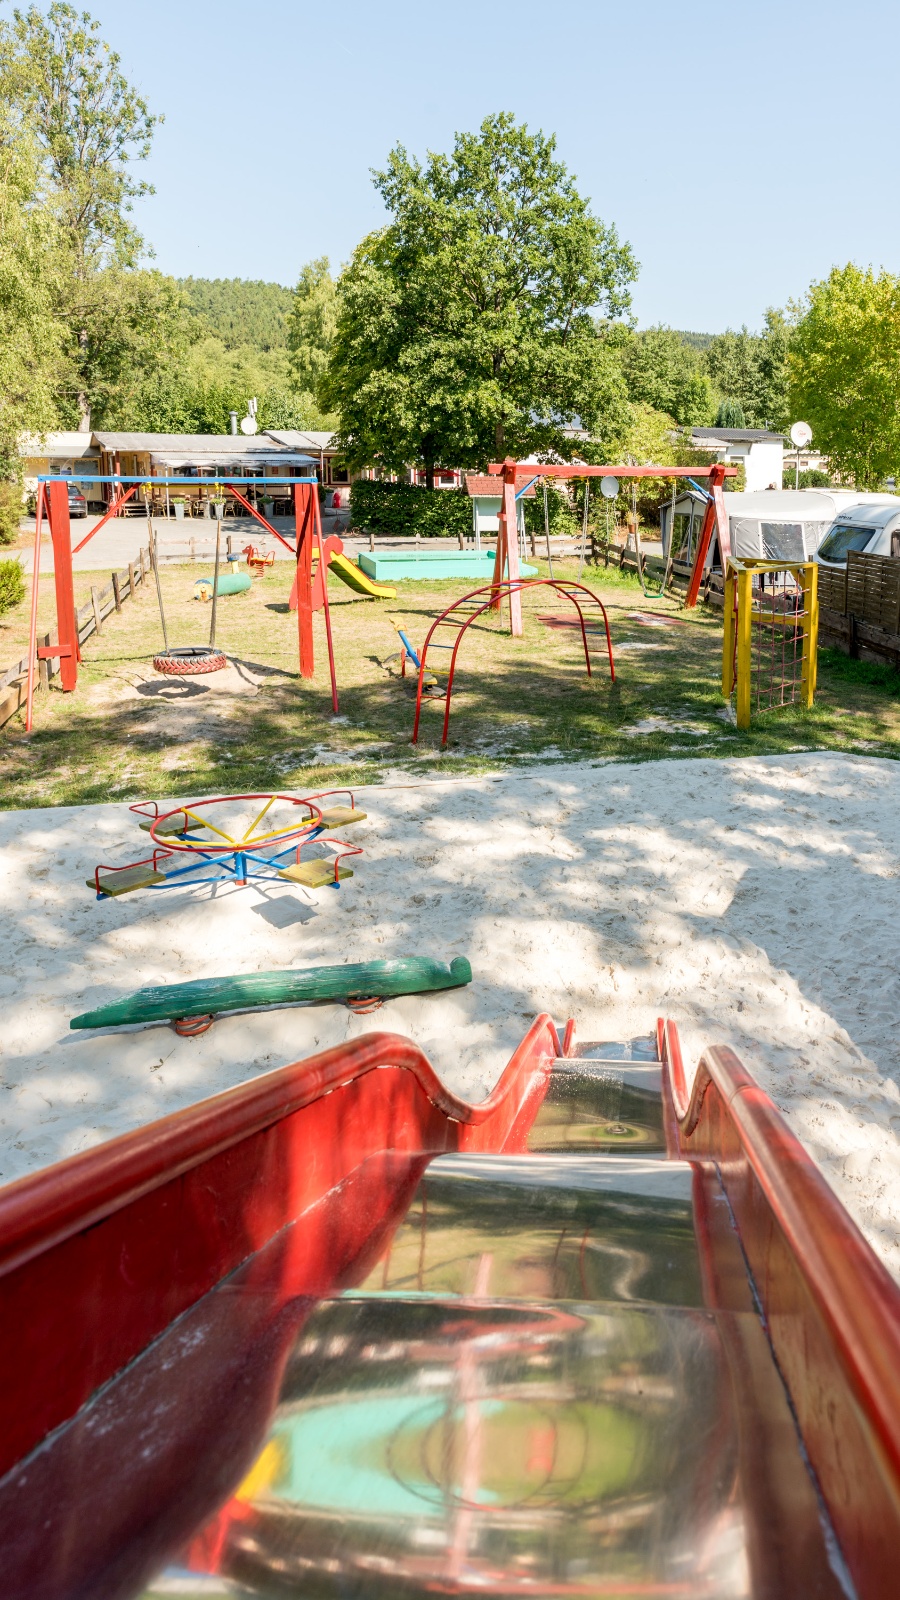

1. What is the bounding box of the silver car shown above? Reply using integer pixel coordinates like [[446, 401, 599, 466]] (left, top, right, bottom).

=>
[[816, 502, 900, 568]]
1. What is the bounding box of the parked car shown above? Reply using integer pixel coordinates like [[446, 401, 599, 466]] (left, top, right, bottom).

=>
[[816, 502, 900, 568], [66, 482, 88, 518]]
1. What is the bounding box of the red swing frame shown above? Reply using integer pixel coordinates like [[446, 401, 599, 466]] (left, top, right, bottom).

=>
[[24, 475, 338, 731]]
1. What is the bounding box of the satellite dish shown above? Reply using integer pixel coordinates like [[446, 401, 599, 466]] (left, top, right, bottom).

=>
[[790, 421, 812, 448], [240, 415, 258, 436], [600, 476, 619, 499]]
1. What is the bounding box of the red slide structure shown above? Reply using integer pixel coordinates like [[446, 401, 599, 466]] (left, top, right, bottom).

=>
[[0, 1013, 898, 1598]]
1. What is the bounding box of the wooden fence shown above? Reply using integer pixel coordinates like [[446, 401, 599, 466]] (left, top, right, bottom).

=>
[[0, 546, 151, 731], [817, 552, 900, 669]]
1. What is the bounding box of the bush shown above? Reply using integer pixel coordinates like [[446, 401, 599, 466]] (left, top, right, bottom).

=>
[[349, 479, 472, 538], [0, 558, 26, 615], [782, 467, 832, 489]]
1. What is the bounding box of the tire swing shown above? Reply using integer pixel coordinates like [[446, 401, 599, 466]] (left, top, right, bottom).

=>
[[150, 512, 227, 675]]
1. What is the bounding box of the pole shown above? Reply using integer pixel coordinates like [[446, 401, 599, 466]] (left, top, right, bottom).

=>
[[543, 481, 553, 578], [46, 479, 78, 691], [209, 518, 222, 649], [795, 447, 800, 491], [736, 567, 753, 729], [294, 482, 315, 678], [149, 524, 169, 653], [312, 486, 340, 713], [25, 484, 45, 733], [577, 481, 591, 580]]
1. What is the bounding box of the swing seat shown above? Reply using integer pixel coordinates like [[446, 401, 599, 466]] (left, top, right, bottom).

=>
[[138, 814, 192, 837], [277, 860, 354, 888], [316, 807, 367, 828], [89, 865, 167, 897]]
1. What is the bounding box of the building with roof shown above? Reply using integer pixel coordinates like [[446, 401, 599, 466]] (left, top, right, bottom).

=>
[[689, 427, 785, 493], [20, 431, 316, 517]]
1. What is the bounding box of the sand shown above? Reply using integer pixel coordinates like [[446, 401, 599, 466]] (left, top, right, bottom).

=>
[[0, 751, 898, 1278]]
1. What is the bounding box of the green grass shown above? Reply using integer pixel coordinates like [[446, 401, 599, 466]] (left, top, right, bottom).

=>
[[0, 557, 897, 809]]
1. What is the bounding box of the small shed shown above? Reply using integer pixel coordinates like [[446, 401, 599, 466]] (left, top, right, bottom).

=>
[[464, 475, 536, 552]]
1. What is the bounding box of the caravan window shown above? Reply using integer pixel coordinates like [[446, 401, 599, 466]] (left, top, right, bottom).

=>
[[817, 522, 876, 562], [760, 522, 804, 560]]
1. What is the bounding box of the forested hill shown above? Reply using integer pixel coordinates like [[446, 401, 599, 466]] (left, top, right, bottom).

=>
[[178, 278, 294, 351], [673, 330, 714, 351]]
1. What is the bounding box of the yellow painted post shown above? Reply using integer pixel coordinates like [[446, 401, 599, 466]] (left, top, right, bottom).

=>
[[801, 560, 819, 708], [736, 567, 753, 729], [722, 563, 737, 698]]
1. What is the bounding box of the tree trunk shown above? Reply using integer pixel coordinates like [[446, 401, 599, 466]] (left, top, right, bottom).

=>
[[77, 329, 90, 432], [494, 420, 505, 459], [425, 460, 435, 492]]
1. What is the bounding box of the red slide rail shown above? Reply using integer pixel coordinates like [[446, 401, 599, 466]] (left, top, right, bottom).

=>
[[658, 1019, 900, 1599], [0, 1020, 558, 1481]]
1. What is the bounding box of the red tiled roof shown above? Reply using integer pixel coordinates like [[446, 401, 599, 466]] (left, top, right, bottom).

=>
[[464, 474, 536, 498]]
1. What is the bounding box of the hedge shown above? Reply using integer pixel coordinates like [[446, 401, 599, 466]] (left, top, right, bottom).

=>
[[349, 479, 472, 538], [0, 557, 25, 615]]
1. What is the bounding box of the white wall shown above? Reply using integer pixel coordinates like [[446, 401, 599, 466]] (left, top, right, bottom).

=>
[[743, 439, 784, 493]]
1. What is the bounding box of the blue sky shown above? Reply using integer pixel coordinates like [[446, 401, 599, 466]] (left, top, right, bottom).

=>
[[85, 0, 898, 333]]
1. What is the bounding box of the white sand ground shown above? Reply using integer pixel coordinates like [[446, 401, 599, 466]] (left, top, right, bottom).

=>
[[0, 752, 898, 1278]]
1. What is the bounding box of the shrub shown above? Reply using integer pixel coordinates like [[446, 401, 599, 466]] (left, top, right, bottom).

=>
[[0, 558, 26, 615], [782, 467, 832, 489], [349, 479, 471, 538], [716, 399, 746, 428]]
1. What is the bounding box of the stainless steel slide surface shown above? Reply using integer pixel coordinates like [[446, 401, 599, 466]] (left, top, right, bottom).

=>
[[1, 1046, 848, 1599]]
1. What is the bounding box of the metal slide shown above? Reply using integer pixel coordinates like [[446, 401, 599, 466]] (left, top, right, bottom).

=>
[[0, 1020, 897, 1598]]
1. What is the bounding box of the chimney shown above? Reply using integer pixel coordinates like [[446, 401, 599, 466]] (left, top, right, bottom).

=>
[[229, 411, 238, 436]]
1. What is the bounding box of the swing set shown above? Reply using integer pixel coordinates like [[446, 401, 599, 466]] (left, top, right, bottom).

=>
[[486, 456, 737, 625], [24, 472, 340, 730]]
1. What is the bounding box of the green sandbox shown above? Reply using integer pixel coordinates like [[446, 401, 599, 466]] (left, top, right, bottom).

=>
[[357, 549, 538, 582]]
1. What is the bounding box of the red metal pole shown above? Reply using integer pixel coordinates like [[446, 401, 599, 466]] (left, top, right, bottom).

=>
[[46, 479, 79, 691], [24, 485, 45, 733], [312, 487, 340, 713], [294, 484, 315, 679], [226, 483, 295, 551], [71, 484, 138, 553], [685, 463, 729, 609]]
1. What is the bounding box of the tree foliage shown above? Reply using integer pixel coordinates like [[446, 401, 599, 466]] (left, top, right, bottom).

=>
[[715, 398, 746, 428], [179, 277, 294, 351], [288, 258, 338, 394], [0, 93, 67, 538], [3, 3, 174, 428], [789, 264, 900, 488], [321, 114, 637, 483], [705, 310, 791, 431], [614, 325, 713, 426]]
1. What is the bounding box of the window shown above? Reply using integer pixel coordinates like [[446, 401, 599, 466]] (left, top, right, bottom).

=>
[[760, 522, 804, 561], [817, 522, 876, 563]]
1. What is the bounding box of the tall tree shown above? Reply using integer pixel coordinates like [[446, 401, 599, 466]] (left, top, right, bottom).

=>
[[705, 310, 791, 431], [321, 114, 636, 485], [5, 3, 176, 428], [0, 104, 66, 539], [790, 264, 900, 488], [615, 325, 713, 426], [288, 258, 338, 394]]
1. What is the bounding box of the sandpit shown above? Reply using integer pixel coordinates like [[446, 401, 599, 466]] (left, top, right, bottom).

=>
[[0, 751, 897, 1277]]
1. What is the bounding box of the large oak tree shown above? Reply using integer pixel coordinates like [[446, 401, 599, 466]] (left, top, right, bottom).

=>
[[320, 114, 637, 486]]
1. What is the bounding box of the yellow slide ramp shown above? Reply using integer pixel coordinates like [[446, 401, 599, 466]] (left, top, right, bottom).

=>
[[328, 552, 396, 600]]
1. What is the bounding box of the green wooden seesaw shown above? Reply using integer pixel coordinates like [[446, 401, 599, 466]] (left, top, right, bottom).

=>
[[70, 956, 472, 1035]]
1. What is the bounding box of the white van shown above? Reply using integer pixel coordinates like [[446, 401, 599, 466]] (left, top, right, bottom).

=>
[[815, 501, 900, 569]]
